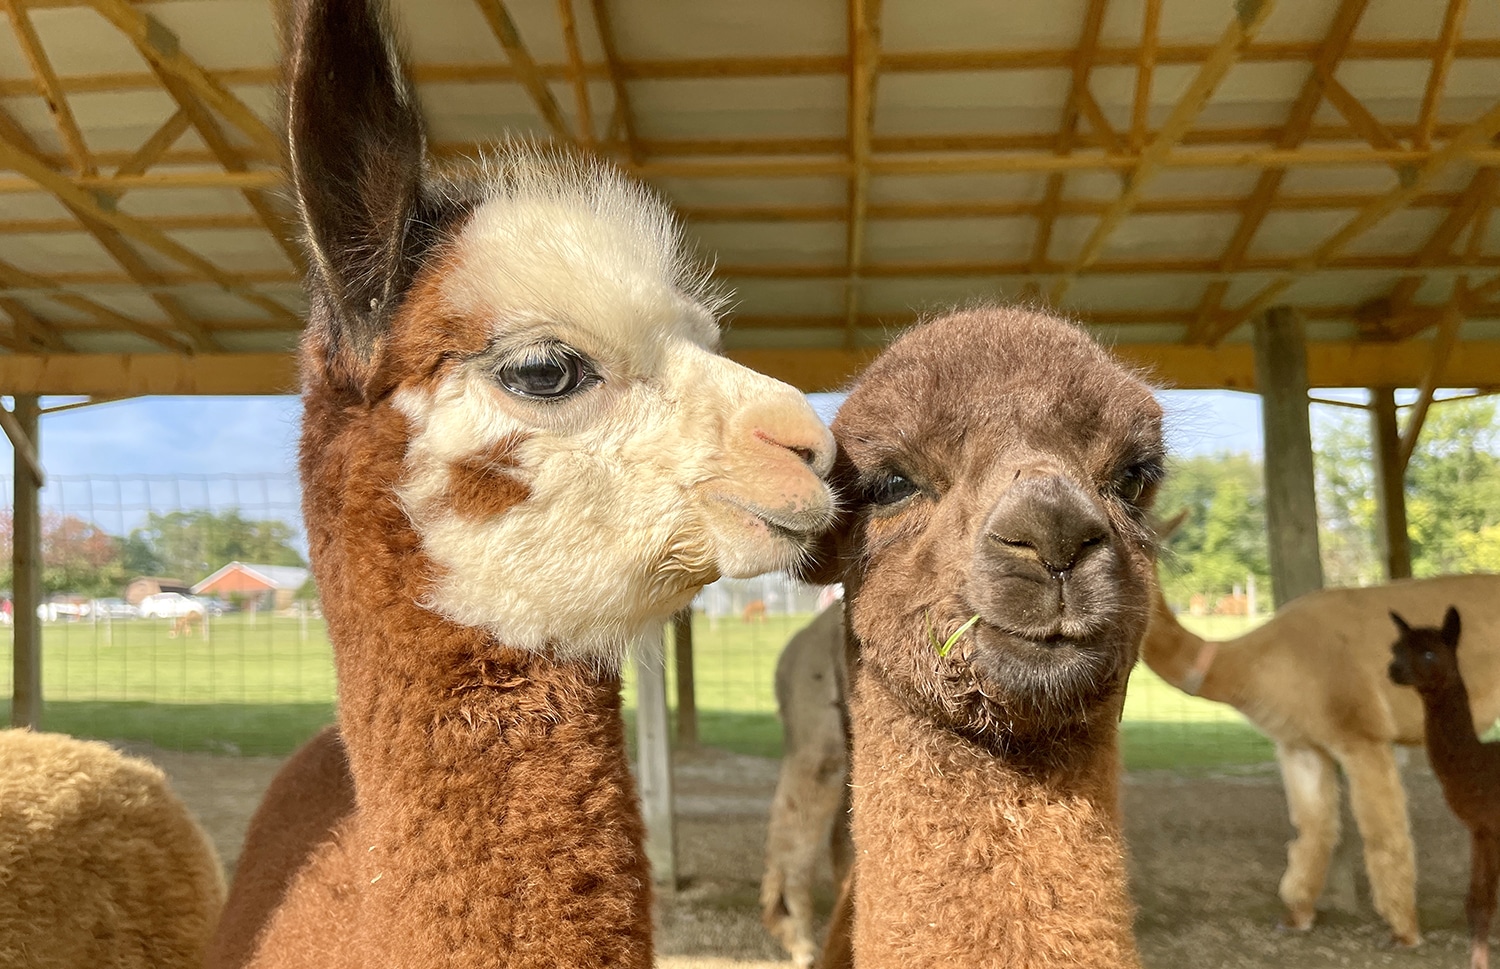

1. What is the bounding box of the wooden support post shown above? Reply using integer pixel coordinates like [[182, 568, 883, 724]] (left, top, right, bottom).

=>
[[1369, 387, 1412, 580], [10, 395, 41, 728], [1252, 306, 1324, 607], [635, 625, 676, 889], [671, 607, 697, 748]]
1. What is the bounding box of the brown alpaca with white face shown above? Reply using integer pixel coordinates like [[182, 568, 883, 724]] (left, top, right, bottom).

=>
[[206, 2, 835, 968], [820, 306, 1165, 968]]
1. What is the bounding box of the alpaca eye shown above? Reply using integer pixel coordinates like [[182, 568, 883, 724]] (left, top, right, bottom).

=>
[[868, 472, 918, 506], [497, 344, 596, 400], [1113, 460, 1162, 505]]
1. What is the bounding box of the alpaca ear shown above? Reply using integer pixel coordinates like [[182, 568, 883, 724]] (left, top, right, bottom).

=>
[[1442, 606, 1462, 647], [1153, 508, 1189, 542], [285, 0, 431, 392], [1389, 610, 1411, 635]]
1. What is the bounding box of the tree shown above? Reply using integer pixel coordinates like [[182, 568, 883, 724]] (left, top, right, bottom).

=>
[[40, 512, 127, 597], [1155, 453, 1271, 606], [128, 509, 305, 583]]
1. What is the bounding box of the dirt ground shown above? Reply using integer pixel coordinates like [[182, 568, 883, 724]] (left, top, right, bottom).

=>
[[143, 744, 1476, 969]]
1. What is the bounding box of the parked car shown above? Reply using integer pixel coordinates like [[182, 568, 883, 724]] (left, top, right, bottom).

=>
[[138, 592, 207, 620], [194, 596, 228, 617], [90, 597, 139, 620], [38, 595, 90, 621]]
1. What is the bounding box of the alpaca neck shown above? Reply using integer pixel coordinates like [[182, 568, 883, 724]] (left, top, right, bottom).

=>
[[299, 392, 650, 968], [1141, 595, 1244, 707], [1417, 676, 1489, 809], [847, 668, 1140, 969]]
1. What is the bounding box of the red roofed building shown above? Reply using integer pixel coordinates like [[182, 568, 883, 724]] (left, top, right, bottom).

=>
[[193, 562, 310, 611]]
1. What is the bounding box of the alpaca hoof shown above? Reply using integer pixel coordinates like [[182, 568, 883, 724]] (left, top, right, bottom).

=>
[[1277, 907, 1315, 933], [1389, 931, 1421, 949]]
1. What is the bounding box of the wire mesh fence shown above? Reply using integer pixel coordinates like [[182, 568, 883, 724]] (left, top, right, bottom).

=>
[[0, 447, 1490, 774]]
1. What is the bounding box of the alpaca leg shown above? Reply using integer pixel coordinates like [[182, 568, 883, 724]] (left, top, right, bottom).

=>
[[1468, 832, 1500, 969], [1277, 743, 1341, 931], [1338, 742, 1420, 946], [762, 751, 844, 968]]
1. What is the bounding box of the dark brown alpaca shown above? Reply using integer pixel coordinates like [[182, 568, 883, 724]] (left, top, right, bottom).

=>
[[1389, 607, 1500, 969], [207, 2, 836, 967], [812, 306, 1165, 968]]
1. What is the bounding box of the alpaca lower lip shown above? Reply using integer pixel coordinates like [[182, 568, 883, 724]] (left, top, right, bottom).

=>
[[715, 495, 829, 540]]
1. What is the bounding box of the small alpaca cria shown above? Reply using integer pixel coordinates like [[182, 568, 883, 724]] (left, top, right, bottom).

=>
[[0, 729, 225, 969], [1389, 607, 1500, 969], [1142, 570, 1500, 945], [209, 1, 835, 967], [815, 306, 1166, 968]]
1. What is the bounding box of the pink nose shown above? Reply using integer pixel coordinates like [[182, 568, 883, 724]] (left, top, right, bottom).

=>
[[752, 422, 835, 476]]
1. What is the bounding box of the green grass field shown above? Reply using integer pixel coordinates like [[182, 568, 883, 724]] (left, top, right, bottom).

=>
[[0, 611, 1275, 770]]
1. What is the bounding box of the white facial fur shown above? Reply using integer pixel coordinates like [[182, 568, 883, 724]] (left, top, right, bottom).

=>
[[394, 157, 835, 668]]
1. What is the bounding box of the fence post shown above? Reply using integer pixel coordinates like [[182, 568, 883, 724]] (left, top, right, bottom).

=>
[[635, 625, 676, 890], [671, 607, 697, 748], [9, 396, 42, 729]]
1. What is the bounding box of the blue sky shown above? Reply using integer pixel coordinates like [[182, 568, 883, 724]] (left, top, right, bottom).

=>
[[0, 388, 1267, 535], [16, 387, 1265, 479]]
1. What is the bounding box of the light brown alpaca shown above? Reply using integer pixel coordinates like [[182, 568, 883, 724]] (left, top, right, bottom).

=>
[[813, 306, 1166, 968], [760, 603, 853, 967], [1142, 569, 1500, 945], [0, 730, 225, 969], [207, 2, 835, 967], [169, 611, 202, 639], [743, 599, 770, 623]]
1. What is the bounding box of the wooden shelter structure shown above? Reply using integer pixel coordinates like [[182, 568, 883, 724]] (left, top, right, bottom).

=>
[[1, 0, 1499, 881]]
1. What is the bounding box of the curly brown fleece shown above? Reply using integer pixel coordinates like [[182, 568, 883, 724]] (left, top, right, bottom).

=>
[[819, 305, 1165, 968], [0, 729, 224, 969]]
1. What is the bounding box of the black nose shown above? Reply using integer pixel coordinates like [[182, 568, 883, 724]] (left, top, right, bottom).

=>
[[984, 474, 1110, 575]]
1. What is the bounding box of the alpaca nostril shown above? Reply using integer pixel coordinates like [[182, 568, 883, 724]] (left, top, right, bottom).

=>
[[754, 430, 831, 472]]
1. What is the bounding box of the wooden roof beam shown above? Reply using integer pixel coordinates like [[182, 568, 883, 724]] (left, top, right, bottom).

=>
[[1382, 167, 1497, 337], [0, 258, 189, 351], [3, 0, 92, 175], [586, 0, 639, 164], [1204, 98, 1500, 345], [0, 296, 67, 352], [85, 0, 280, 159], [1200, 0, 1371, 299], [0, 102, 216, 350], [1416, 0, 1469, 150], [1316, 70, 1405, 158], [0, 121, 281, 310], [1130, 0, 1161, 152], [556, 0, 594, 146], [1029, 0, 1109, 277], [1399, 279, 1466, 466], [843, 0, 882, 336], [1048, 0, 1278, 303], [472, 0, 574, 142], [148, 65, 305, 275]]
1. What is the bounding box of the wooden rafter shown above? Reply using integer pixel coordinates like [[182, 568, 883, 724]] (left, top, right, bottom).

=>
[[1316, 71, 1403, 156], [0, 258, 188, 351], [0, 122, 279, 311], [1048, 0, 1279, 303], [1416, 0, 1469, 150], [1130, 0, 1161, 151], [1029, 0, 1108, 277], [1381, 167, 1497, 338], [85, 0, 280, 159], [0, 102, 217, 350], [1203, 98, 1500, 344], [1188, 0, 1371, 338], [1398, 279, 1467, 466], [0, 400, 45, 486], [3, 0, 92, 175], [843, 0, 882, 335], [556, 0, 594, 146], [146, 64, 304, 273], [586, 0, 639, 163], [0, 296, 67, 352], [472, 0, 573, 142]]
